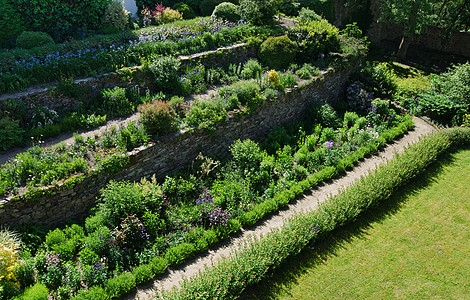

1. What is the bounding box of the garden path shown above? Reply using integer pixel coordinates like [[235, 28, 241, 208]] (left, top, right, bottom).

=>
[[125, 116, 437, 300]]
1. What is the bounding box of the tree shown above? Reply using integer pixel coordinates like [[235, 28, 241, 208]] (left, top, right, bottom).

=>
[[379, 0, 470, 60]]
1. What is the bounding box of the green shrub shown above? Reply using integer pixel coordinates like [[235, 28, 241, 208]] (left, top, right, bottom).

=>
[[148, 56, 181, 93], [212, 2, 240, 22], [295, 63, 319, 79], [287, 18, 339, 60], [165, 243, 196, 265], [238, 0, 281, 26], [82, 226, 110, 256], [13, 0, 111, 42], [240, 59, 263, 79], [412, 62, 470, 124], [14, 259, 35, 289], [72, 285, 108, 300], [104, 271, 135, 298], [0, 117, 24, 150], [150, 256, 168, 275], [132, 264, 154, 285], [173, 3, 196, 19], [184, 98, 227, 130], [15, 31, 54, 49], [159, 8, 184, 24], [259, 35, 298, 69], [101, 0, 129, 34], [14, 282, 48, 300], [138, 99, 178, 136], [298, 7, 322, 23], [100, 87, 134, 118], [0, 0, 25, 48], [354, 62, 398, 98], [219, 80, 262, 109], [343, 111, 359, 128], [279, 71, 297, 88]]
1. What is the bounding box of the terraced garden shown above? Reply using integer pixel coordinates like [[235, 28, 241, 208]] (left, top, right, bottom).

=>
[[1, 1, 469, 300]]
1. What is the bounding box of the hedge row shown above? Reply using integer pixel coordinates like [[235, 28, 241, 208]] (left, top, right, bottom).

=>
[[164, 127, 470, 299], [66, 115, 415, 300]]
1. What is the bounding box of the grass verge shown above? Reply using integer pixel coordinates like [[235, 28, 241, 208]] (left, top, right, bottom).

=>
[[243, 147, 470, 299]]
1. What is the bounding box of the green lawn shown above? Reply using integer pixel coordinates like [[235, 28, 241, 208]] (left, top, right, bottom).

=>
[[242, 148, 470, 299]]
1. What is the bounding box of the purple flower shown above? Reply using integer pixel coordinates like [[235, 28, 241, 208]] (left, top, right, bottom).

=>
[[324, 140, 334, 149]]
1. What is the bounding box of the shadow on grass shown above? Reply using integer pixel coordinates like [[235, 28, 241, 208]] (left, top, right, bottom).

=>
[[240, 150, 459, 300]]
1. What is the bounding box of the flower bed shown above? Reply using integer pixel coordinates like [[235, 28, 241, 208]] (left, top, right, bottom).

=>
[[2, 95, 414, 298]]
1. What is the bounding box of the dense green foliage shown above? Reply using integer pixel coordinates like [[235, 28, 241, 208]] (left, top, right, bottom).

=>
[[238, 0, 282, 26], [409, 62, 470, 125], [0, 0, 26, 48], [212, 2, 240, 22], [259, 35, 298, 69], [287, 18, 339, 60], [12, 0, 112, 42], [15, 32, 54, 50]]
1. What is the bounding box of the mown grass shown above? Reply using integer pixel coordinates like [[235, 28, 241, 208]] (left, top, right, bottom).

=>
[[242, 148, 470, 299]]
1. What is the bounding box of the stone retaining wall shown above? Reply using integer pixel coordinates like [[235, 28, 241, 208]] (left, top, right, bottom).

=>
[[0, 67, 353, 228]]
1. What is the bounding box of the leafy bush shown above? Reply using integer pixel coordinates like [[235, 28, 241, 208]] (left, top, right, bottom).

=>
[[411, 62, 470, 124], [15, 31, 54, 49], [98, 180, 163, 227], [287, 18, 339, 60], [14, 0, 111, 42], [0, 117, 24, 150], [72, 285, 108, 300], [101, 0, 129, 34], [240, 59, 263, 79], [295, 63, 319, 79], [100, 87, 134, 118], [138, 99, 178, 136], [238, 0, 281, 26], [159, 8, 184, 24], [212, 2, 240, 22], [150, 256, 168, 275], [0, 0, 25, 48], [298, 7, 322, 23], [173, 3, 196, 19], [132, 264, 154, 285], [259, 35, 298, 69], [184, 98, 227, 130], [104, 271, 135, 299], [279, 71, 297, 89], [148, 56, 181, 93], [112, 214, 149, 251], [14, 282, 48, 300], [165, 243, 196, 265], [219, 80, 262, 109], [354, 62, 397, 98], [14, 259, 34, 289]]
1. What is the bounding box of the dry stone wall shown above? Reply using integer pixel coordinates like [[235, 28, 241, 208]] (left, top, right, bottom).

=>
[[0, 68, 353, 228]]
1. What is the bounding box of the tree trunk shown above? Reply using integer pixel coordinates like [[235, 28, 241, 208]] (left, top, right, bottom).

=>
[[397, 35, 412, 61], [396, 2, 419, 61]]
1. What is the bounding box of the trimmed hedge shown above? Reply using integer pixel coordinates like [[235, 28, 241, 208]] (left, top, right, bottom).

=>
[[165, 127, 470, 299]]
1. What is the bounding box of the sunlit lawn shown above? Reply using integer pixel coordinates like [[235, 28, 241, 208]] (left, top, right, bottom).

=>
[[242, 148, 470, 299]]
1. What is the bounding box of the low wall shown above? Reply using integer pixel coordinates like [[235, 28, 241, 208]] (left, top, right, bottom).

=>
[[0, 67, 354, 228]]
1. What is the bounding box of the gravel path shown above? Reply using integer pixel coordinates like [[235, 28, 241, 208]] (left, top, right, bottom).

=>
[[124, 116, 437, 300]]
